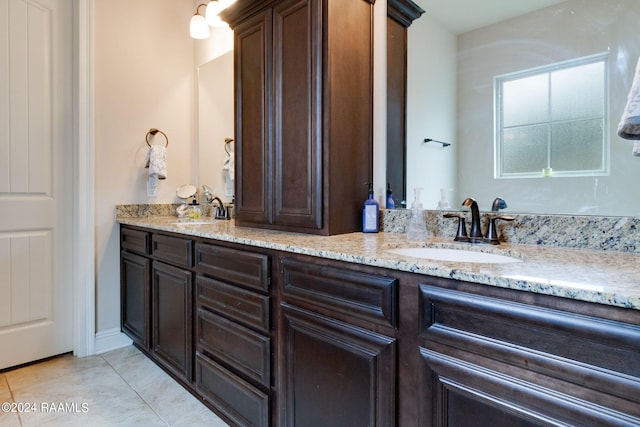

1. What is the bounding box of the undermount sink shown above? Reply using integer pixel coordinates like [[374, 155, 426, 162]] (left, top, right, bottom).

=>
[[387, 247, 522, 264], [171, 219, 218, 225]]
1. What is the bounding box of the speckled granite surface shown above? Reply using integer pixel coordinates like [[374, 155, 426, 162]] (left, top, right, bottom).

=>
[[116, 215, 640, 311], [382, 209, 640, 253]]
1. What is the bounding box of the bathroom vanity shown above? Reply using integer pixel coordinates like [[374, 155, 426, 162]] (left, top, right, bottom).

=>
[[118, 216, 640, 427]]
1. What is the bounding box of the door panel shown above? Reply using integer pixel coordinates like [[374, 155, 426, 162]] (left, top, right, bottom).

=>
[[272, 0, 322, 229], [0, 0, 73, 369]]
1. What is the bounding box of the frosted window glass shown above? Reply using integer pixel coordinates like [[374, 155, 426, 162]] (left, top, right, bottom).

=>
[[551, 119, 604, 171], [496, 54, 607, 178], [502, 125, 548, 174], [552, 62, 604, 121], [503, 74, 548, 127]]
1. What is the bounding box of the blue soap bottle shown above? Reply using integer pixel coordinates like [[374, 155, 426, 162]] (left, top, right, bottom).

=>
[[363, 183, 379, 233], [386, 183, 395, 209]]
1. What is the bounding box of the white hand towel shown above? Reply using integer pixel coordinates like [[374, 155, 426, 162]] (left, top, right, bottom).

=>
[[617, 57, 640, 152], [145, 145, 167, 179]]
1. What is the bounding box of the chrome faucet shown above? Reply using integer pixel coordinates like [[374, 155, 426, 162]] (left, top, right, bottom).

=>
[[462, 197, 484, 243]]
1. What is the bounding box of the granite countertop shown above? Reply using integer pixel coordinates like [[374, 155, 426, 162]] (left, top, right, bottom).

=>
[[117, 216, 640, 311]]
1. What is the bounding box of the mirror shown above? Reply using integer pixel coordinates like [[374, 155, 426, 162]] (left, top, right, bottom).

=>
[[406, 0, 640, 215], [197, 51, 234, 204], [176, 184, 198, 200]]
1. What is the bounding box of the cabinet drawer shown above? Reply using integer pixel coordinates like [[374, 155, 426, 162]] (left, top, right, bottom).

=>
[[152, 234, 193, 268], [195, 243, 269, 293], [197, 308, 271, 389], [419, 284, 640, 421], [419, 285, 640, 376], [121, 227, 149, 255], [197, 275, 270, 333], [281, 258, 398, 328], [196, 352, 270, 427]]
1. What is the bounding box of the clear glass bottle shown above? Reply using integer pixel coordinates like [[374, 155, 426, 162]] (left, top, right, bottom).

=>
[[406, 188, 428, 241]]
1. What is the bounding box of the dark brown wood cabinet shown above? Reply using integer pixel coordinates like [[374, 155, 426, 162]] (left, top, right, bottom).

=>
[[279, 256, 399, 426], [222, 0, 374, 235], [418, 284, 640, 427], [281, 305, 397, 427], [120, 227, 195, 386], [151, 261, 193, 383], [149, 234, 194, 384], [194, 241, 273, 426], [121, 225, 640, 426], [120, 228, 151, 350]]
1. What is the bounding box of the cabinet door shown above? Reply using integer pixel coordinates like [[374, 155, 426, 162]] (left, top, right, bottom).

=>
[[272, 0, 322, 229], [152, 261, 193, 382], [281, 304, 396, 427], [120, 251, 150, 350], [234, 8, 273, 226]]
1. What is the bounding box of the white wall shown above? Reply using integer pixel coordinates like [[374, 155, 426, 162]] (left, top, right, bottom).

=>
[[94, 0, 195, 332], [406, 14, 457, 209]]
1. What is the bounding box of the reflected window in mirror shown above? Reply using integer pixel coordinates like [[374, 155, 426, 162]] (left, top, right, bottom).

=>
[[495, 53, 608, 178]]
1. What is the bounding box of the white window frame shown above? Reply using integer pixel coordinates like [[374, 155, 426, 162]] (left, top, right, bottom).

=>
[[494, 53, 610, 179]]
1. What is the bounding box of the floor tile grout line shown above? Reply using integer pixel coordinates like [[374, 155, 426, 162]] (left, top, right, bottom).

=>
[[100, 352, 171, 427], [2, 372, 23, 427]]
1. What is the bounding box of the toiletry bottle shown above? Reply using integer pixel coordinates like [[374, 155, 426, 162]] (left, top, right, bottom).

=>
[[437, 188, 451, 209], [407, 187, 428, 241], [386, 183, 395, 209], [362, 183, 379, 233]]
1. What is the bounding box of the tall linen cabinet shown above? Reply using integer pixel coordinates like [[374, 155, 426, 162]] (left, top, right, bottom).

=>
[[221, 0, 375, 235]]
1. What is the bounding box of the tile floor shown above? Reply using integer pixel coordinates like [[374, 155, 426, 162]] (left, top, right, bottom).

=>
[[0, 346, 229, 427]]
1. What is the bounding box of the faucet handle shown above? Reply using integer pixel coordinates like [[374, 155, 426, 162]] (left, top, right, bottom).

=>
[[485, 214, 515, 245], [491, 197, 508, 212], [444, 213, 469, 242]]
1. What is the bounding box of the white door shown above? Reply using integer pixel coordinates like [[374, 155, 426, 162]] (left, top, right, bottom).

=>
[[0, 0, 73, 369]]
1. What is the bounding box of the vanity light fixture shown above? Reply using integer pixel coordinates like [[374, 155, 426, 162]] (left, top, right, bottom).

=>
[[205, 1, 225, 27], [190, 4, 210, 40], [190, 0, 236, 39]]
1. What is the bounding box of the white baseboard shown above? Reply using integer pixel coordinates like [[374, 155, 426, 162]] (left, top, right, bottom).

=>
[[94, 328, 132, 354]]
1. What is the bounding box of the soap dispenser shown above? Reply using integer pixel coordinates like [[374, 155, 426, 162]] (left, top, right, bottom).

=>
[[362, 183, 379, 233], [386, 183, 395, 209], [407, 187, 428, 241], [437, 188, 451, 209]]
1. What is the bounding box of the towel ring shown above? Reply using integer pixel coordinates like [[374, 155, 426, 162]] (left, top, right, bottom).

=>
[[146, 128, 169, 147], [224, 137, 234, 155]]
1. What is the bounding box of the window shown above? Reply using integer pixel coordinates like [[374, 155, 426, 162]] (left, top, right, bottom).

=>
[[494, 53, 608, 178]]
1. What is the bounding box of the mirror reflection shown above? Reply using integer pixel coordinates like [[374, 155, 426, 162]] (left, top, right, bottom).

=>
[[407, 0, 640, 215], [197, 50, 234, 204]]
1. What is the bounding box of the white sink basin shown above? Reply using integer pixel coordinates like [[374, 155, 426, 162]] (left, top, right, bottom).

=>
[[171, 219, 218, 225], [387, 247, 522, 264]]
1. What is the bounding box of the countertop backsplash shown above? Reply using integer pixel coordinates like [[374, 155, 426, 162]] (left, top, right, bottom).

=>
[[383, 209, 640, 253], [115, 204, 639, 254]]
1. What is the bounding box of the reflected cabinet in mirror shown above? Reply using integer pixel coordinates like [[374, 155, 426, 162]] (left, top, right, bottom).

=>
[[406, 0, 640, 215]]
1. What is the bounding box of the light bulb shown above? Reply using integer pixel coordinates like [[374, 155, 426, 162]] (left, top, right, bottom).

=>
[[190, 13, 210, 39], [206, 1, 221, 26]]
